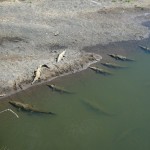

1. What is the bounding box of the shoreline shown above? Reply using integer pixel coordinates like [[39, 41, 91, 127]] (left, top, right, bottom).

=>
[[0, 51, 102, 99], [0, 0, 150, 98]]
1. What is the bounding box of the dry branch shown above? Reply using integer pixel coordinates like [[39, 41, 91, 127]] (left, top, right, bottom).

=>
[[0, 109, 19, 118]]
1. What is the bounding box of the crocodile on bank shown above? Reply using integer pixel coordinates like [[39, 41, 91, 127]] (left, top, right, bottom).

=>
[[57, 50, 66, 62], [32, 64, 50, 85]]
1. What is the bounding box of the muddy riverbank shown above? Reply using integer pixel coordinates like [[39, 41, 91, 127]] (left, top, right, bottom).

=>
[[0, 0, 150, 97]]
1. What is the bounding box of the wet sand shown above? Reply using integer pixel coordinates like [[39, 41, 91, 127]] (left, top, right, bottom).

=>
[[0, 0, 150, 98]]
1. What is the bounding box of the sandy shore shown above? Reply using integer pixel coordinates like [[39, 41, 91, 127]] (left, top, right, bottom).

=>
[[0, 0, 150, 98]]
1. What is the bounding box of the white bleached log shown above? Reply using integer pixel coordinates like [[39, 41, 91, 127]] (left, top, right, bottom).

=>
[[0, 109, 19, 118], [0, 94, 6, 97]]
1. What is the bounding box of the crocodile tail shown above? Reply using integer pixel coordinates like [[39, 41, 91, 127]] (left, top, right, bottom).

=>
[[48, 112, 56, 115]]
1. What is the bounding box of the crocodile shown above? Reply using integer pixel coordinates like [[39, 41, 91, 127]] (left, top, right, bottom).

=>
[[57, 50, 66, 62], [9, 101, 55, 115], [81, 99, 114, 116], [139, 45, 150, 52], [108, 54, 134, 61], [101, 62, 126, 69], [89, 66, 112, 75], [32, 64, 49, 84], [47, 84, 73, 94]]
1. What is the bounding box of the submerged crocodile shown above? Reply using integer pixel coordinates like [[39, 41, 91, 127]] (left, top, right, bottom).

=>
[[47, 84, 73, 94], [9, 101, 55, 115], [101, 62, 126, 69], [89, 66, 112, 75], [139, 45, 150, 52], [81, 99, 114, 116], [108, 54, 134, 61]]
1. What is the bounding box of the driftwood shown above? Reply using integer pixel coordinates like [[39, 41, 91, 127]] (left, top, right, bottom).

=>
[[0, 94, 6, 97], [0, 109, 19, 118]]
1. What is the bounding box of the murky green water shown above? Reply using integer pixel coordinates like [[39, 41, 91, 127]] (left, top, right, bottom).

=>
[[1, 40, 150, 150]]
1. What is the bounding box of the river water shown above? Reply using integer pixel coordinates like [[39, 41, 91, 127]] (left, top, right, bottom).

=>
[[0, 39, 150, 150]]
